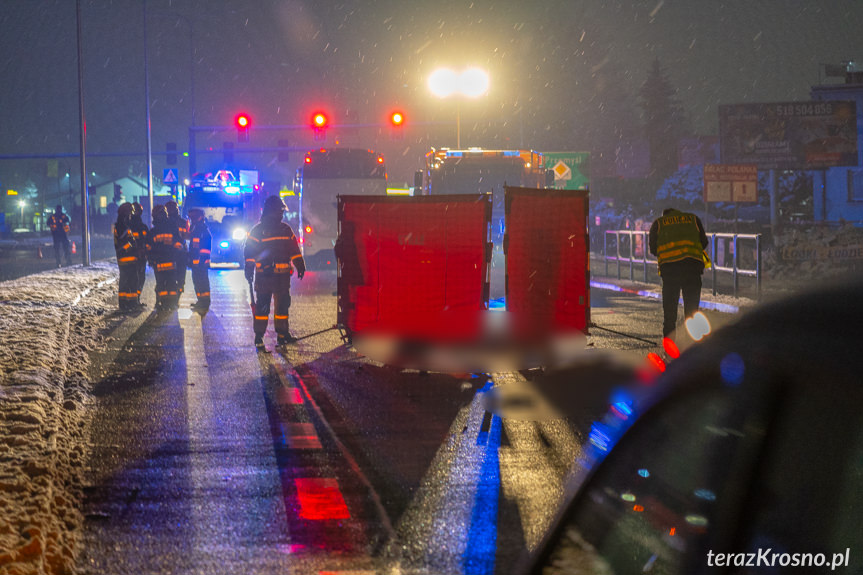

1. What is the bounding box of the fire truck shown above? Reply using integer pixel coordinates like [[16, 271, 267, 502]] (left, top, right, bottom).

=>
[[418, 148, 551, 239], [182, 170, 263, 265]]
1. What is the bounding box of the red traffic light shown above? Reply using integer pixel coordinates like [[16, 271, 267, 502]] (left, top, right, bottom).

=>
[[235, 113, 251, 142], [312, 112, 328, 128], [390, 111, 405, 126]]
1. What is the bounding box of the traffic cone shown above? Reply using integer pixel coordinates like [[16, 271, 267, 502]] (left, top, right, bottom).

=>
[[71, 241, 77, 254]]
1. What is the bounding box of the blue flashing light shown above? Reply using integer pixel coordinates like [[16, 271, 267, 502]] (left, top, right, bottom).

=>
[[224, 185, 240, 194], [219, 240, 230, 249], [694, 488, 717, 501], [502, 150, 519, 156], [589, 423, 612, 452], [612, 401, 634, 418], [720, 353, 745, 387], [638, 468, 651, 478]]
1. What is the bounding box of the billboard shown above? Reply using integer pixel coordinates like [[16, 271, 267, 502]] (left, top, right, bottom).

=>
[[719, 101, 858, 170]]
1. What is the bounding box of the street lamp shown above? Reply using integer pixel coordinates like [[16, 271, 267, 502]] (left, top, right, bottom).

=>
[[18, 200, 26, 229], [428, 67, 490, 148]]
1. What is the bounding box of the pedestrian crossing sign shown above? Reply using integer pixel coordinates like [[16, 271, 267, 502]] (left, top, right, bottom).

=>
[[163, 169, 178, 184]]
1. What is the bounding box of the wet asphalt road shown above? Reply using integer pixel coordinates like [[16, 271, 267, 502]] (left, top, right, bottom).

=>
[[0, 236, 114, 282], [76, 265, 720, 574]]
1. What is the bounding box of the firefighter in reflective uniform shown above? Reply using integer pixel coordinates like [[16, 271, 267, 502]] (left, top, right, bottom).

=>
[[113, 202, 139, 312], [165, 200, 190, 299], [648, 207, 709, 338], [148, 204, 185, 310], [129, 202, 149, 307], [244, 195, 306, 347], [187, 208, 212, 312], [47, 205, 72, 267]]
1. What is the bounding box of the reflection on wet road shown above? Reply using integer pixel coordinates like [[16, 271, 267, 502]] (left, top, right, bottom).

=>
[[81, 268, 629, 574]]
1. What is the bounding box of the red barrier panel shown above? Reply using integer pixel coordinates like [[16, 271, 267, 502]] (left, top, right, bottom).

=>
[[505, 186, 590, 338], [336, 194, 491, 339]]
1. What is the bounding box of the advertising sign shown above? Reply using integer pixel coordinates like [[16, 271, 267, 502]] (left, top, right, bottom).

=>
[[703, 164, 758, 203], [719, 101, 857, 170], [544, 152, 590, 190]]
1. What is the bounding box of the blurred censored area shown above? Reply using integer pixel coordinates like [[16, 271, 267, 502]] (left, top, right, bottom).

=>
[[337, 189, 590, 372]]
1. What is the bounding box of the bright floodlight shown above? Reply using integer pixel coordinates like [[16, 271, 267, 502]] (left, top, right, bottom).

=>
[[428, 68, 489, 98], [18, 200, 25, 207], [460, 68, 489, 98], [428, 68, 458, 98]]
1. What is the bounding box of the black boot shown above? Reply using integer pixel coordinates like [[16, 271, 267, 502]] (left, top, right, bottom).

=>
[[277, 333, 298, 345]]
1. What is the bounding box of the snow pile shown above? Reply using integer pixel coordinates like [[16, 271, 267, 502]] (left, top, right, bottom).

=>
[[0, 263, 117, 575], [765, 223, 863, 291]]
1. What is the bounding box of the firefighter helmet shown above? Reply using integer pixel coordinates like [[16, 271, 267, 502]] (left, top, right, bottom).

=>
[[117, 202, 134, 219], [262, 195, 286, 214], [165, 200, 180, 217]]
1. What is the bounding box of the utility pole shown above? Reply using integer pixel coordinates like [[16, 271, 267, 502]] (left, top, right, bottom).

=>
[[143, 0, 154, 222], [76, 0, 91, 265]]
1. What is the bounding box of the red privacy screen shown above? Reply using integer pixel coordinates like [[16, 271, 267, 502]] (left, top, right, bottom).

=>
[[505, 186, 590, 337], [336, 194, 491, 339]]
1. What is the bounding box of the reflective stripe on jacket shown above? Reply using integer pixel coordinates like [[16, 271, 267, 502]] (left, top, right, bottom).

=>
[[243, 216, 306, 291], [654, 210, 704, 265], [113, 222, 138, 265], [188, 221, 212, 268]]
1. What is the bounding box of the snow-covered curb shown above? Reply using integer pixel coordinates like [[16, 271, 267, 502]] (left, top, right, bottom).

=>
[[0, 263, 118, 575]]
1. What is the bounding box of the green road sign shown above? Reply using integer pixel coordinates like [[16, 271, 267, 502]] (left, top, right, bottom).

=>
[[544, 151, 590, 190]]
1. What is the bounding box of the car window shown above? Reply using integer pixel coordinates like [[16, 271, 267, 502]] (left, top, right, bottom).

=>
[[539, 387, 769, 575], [728, 376, 863, 573]]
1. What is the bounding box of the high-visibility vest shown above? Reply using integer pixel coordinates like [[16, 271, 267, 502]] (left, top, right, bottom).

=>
[[655, 210, 703, 265]]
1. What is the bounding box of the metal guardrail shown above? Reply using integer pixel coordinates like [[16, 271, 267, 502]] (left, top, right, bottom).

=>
[[601, 230, 762, 299]]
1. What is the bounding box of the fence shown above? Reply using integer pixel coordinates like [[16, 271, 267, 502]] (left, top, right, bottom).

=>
[[601, 230, 762, 299]]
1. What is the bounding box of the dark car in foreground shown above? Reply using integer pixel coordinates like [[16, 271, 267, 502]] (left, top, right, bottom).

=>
[[520, 275, 863, 574]]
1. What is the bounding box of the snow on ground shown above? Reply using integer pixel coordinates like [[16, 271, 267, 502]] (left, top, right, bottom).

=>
[[0, 263, 118, 575]]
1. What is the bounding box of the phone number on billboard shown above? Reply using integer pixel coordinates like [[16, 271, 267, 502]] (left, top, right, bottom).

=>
[[774, 103, 834, 116]]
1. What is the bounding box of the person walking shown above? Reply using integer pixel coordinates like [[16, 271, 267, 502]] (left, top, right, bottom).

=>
[[129, 202, 149, 307], [649, 207, 709, 339], [165, 200, 190, 300], [243, 195, 306, 348], [46, 205, 72, 267], [187, 208, 212, 313], [148, 204, 185, 311], [113, 202, 140, 312]]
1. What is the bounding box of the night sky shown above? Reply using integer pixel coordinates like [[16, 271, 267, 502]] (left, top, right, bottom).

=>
[[2, 0, 863, 191]]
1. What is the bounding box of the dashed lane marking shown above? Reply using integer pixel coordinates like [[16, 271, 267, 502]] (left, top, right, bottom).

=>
[[279, 422, 323, 450], [276, 386, 304, 405], [294, 477, 352, 520]]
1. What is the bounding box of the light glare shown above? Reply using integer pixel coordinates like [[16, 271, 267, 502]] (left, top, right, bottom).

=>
[[428, 68, 457, 98], [428, 67, 489, 98], [685, 311, 712, 341], [461, 68, 490, 97]]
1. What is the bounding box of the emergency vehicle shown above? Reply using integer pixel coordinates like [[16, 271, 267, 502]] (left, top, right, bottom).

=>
[[295, 147, 388, 268], [182, 170, 261, 265], [419, 147, 551, 239]]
